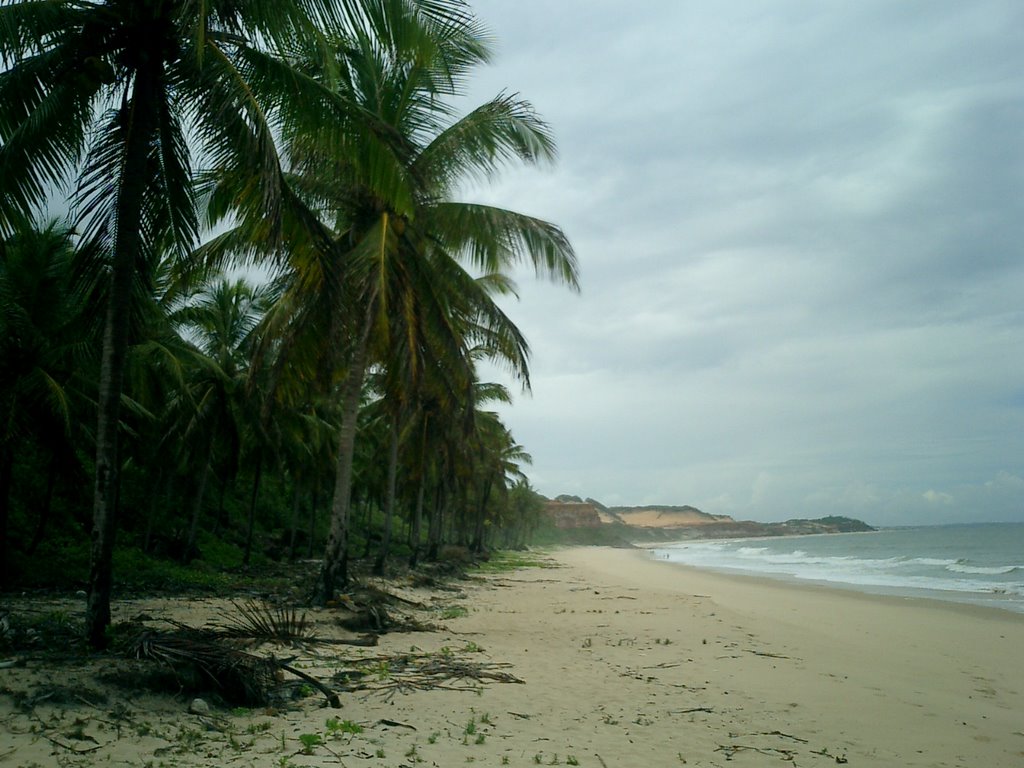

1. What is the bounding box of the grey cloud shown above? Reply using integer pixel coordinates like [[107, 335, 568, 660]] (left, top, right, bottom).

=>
[[465, 1, 1024, 524]]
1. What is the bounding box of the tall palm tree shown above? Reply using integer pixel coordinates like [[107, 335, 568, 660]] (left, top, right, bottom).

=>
[[0, 0, 345, 646], [188, 1, 575, 598], [280, 7, 578, 601]]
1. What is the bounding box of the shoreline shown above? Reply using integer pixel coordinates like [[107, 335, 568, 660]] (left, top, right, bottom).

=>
[[641, 542, 1024, 618], [2, 546, 1023, 767], [642, 526, 1024, 616], [627, 544, 1024, 623]]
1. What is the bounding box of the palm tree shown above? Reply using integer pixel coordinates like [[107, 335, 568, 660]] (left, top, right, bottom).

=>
[[465, 391, 531, 554], [0, 0, 346, 646], [168, 277, 269, 562], [0, 216, 93, 583], [181, 1, 574, 597], [280, 7, 578, 601]]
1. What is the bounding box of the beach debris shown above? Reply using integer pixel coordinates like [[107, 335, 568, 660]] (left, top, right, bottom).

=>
[[332, 650, 524, 701], [132, 612, 342, 708], [810, 746, 849, 763], [715, 743, 797, 760], [671, 707, 714, 715], [214, 600, 314, 646], [332, 585, 440, 635], [744, 648, 793, 660]]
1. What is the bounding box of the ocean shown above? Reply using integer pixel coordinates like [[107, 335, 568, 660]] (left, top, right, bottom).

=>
[[652, 522, 1024, 614]]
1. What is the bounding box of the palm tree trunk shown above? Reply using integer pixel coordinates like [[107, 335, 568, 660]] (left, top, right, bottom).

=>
[[184, 418, 218, 564], [307, 481, 319, 558], [288, 477, 302, 561], [471, 475, 493, 554], [27, 458, 57, 555], [373, 414, 400, 575], [408, 471, 426, 568], [142, 469, 167, 554], [212, 473, 229, 535], [426, 478, 448, 561], [242, 453, 263, 566], [315, 316, 372, 604], [86, 71, 157, 648], [360, 494, 375, 559]]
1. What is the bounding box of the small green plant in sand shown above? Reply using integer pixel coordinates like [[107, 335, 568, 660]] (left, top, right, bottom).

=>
[[428, 731, 439, 744], [375, 747, 386, 758], [175, 725, 203, 752], [502, 756, 510, 765], [479, 712, 493, 726], [327, 718, 364, 736], [405, 744, 423, 762], [440, 605, 469, 620], [475, 733, 486, 745], [299, 733, 322, 755], [464, 717, 477, 736], [472, 551, 558, 573], [567, 756, 580, 766], [533, 755, 543, 764]]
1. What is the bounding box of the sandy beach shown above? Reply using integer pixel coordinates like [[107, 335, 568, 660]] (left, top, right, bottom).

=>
[[2, 546, 1023, 767]]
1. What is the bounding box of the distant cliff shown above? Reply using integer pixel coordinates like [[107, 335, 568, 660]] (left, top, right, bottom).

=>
[[543, 499, 603, 530], [539, 496, 874, 543], [609, 504, 734, 528]]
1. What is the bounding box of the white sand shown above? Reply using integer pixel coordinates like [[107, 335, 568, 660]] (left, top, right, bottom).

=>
[[2, 546, 1023, 767]]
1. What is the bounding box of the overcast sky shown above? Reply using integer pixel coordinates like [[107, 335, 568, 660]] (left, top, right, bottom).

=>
[[457, 1, 1024, 526]]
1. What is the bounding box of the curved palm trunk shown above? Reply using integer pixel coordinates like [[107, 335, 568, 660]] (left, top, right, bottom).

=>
[[315, 325, 371, 604], [86, 72, 157, 648], [373, 414, 400, 575]]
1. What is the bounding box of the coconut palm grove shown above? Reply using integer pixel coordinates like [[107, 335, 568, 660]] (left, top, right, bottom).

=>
[[0, 0, 578, 647]]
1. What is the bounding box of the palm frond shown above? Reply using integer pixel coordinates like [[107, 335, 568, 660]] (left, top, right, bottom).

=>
[[427, 202, 579, 289], [216, 600, 315, 646], [415, 93, 556, 194]]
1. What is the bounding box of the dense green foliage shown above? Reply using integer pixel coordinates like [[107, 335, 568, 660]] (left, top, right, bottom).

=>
[[0, 1, 577, 635]]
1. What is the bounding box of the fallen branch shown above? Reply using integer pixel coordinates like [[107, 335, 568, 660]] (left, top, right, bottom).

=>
[[332, 651, 524, 701], [745, 649, 792, 660], [671, 707, 714, 715]]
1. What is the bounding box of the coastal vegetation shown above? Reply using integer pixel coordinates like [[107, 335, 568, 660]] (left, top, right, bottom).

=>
[[0, 0, 576, 645]]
